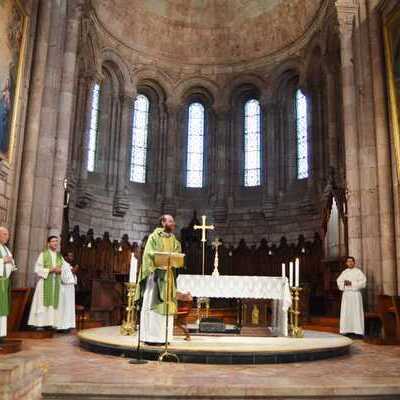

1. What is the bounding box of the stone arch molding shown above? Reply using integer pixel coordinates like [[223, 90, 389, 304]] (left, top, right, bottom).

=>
[[132, 67, 174, 103], [100, 48, 134, 97], [174, 77, 219, 106]]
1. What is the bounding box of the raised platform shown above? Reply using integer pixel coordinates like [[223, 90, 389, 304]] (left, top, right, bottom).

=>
[[78, 326, 352, 364]]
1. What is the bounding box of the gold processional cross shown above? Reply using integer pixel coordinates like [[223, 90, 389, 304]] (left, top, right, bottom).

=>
[[194, 215, 215, 275]]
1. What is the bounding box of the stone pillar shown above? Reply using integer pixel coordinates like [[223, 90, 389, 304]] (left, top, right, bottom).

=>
[[26, 0, 67, 285], [113, 94, 134, 217], [49, 0, 83, 233], [162, 99, 180, 215], [213, 105, 230, 222], [368, 0, 397, 295], [13, 0, 52, 287], [262, 98, 277, 217], [325, 66, 339, 171], [337, 4, 363, 264], [75, 76, 97, 209]]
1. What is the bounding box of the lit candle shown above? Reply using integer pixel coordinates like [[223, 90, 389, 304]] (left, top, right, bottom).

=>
[[289, 262, 293, 287], [129, 253, 138, 283], [281, 263, 286, 278], [295, 258, 300, 287]]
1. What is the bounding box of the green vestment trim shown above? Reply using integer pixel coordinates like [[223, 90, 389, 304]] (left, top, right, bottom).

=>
[[0, 247, 10, 317], [42, 250, 63, 309], [135, 228, 182, 315]]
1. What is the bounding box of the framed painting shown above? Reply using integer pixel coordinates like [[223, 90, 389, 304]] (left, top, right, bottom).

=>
[[0, 0, 28, 163], [383, 7, 400, 182]]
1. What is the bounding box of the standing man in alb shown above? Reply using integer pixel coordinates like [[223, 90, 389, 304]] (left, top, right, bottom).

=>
[[28, 236, 73, 330], [337, 256, 367, 337], [135, 215, 182, 345], [0, 227, 17, 340]]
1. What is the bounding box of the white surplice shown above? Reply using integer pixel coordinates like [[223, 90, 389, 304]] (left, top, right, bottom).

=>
[[0, 245, 15, 337], [28, 250, 69, 328], [140, 272, 173, 343], [337, 267, 367, 335], [55, 263, 77, 330]]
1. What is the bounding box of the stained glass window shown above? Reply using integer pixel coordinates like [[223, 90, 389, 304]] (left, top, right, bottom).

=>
[[186, 102, 205, 188], [87, 83, 101, 172], [296, 89, 309, 179], [130, 94, 150, 183], [244, 99, 261, 187]]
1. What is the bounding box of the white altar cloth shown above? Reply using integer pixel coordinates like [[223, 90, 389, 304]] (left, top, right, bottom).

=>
[[177, 275, 291, 336]]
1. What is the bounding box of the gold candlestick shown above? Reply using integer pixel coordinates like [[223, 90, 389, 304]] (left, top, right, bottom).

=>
[[290, 287, 304, 338], [120, 282, 137, 336]]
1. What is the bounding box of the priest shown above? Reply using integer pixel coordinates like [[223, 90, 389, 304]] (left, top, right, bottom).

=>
[[0, 227, 16, 340], [135, 215, 182, 344], [337, 256, 367, 337], [28, 236, 70, 329]]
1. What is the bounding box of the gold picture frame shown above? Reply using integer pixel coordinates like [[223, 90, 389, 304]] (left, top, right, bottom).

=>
[[0, 0, 28, 164], [383, 7, 400, 182]]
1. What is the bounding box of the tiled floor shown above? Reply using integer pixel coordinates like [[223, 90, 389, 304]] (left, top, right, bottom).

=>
[[16, 333, 400, 399]]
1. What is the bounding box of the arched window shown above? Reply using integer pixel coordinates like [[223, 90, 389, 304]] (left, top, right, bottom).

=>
[[87, 82, 101, 172], [244, 99, 261, 187], [186, 102, 205, 188], [130, 94, 150, 183], [295, 89, 309, 179]]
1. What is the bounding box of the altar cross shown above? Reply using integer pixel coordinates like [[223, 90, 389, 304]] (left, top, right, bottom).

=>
[[194, 215, 215, 275], [194, 215, 214, 242]]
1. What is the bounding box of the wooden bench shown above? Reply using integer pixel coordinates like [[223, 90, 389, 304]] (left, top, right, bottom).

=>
[[365, 295, 400, 344]]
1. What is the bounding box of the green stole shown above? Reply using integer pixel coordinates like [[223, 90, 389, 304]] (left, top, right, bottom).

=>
[[0, 246, 10, 317], [42, 250, 63, 309], [135, 228, 182, 315]]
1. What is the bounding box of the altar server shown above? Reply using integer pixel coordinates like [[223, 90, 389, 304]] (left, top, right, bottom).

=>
[[28, 236, 71, 329], [337, 256, 367, 336], [0, 227, 16, 339]]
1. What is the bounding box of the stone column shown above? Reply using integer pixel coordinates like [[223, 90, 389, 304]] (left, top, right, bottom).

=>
[[262, 98, 277, 217], [75, 76, 98, 209], [26, 0, 66, 285], [13, 0, 52, 287], [49, 0, 84, 233], [368, 0, 397, 295], [324, 65, 339, 171], [337, 4, 363, 263], [113, 94, 134, 217], [213, 105, 230, 222], [162, 99, 180, 215]]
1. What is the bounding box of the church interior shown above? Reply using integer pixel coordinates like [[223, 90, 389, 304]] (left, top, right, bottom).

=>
[[1, 0, 400, 399]]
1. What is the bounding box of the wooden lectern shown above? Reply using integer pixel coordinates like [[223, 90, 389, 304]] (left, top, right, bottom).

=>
[[153, 251, 185, 362]]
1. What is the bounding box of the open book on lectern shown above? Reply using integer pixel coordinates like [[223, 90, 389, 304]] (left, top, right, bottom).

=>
[[154, 252, 185, 269]]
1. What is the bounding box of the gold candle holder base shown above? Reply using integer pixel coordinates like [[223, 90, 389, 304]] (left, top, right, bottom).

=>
[[158, 350, 179, 363], [289, 287, 304, 338], [120, 282, 137, 336]]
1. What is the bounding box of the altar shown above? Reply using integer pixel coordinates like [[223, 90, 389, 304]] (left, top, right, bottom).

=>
[[177, 275, 292, 336]]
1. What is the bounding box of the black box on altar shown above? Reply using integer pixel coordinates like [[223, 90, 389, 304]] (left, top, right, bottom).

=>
[[199, 317, 225, 333]]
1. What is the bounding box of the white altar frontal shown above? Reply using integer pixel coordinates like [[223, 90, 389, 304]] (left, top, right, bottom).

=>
[[177, 275, 292, 336]]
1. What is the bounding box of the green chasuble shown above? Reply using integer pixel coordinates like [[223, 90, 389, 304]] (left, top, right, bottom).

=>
[[42, 250, 63, 309], [135, 227, 182, 315], [0, 248, 10, 317]]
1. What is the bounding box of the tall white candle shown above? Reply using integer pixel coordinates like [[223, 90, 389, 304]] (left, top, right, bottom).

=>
[[129, 254, 138, 283], [281, 263, 286, 278], [295, 258, 300, 287], [289, 262, 293, 287]]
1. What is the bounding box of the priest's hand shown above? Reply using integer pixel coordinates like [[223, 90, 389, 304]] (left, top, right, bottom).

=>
[[51, 267, 62, 274]]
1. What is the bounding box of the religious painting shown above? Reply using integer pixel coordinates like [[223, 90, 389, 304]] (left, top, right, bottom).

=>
[[0, 0, 27, 162], [383, 7, 400, 182]]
